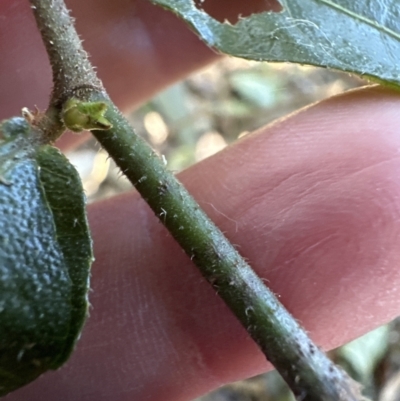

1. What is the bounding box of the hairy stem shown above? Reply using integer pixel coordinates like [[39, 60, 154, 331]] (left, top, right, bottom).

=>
[[92, 96, 363, 401], [30, 0, 104, 141], [30, 0, 365, 399]]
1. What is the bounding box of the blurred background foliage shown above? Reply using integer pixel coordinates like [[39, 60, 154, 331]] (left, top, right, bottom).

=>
[[67, 58, 400, 401]]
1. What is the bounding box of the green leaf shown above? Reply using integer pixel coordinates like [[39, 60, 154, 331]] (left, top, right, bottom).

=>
[[0, 117, 93, 396], [150, 0, 400, 87]]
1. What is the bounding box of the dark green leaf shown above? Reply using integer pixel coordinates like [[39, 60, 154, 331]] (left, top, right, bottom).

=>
[[151, 0, 400, 87], [0, 117, 93, 396]]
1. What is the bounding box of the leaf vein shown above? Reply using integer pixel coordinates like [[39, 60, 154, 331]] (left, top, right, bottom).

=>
[[317, 0, 400, 41]]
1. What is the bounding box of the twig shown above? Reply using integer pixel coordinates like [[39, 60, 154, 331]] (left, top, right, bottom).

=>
[[30, 0, 366, 399], [29, 0, 103, 141]]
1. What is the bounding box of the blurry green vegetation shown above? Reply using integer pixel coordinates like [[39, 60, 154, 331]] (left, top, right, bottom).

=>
[[133, 59, 363, 172], [71, 58, 364, 198]]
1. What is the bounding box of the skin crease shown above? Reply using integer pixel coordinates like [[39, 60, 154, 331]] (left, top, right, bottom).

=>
[[2, 1, 400, 401]]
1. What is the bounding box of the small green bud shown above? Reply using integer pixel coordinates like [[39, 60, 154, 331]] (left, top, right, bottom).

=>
[[62, 98, 112, 132]]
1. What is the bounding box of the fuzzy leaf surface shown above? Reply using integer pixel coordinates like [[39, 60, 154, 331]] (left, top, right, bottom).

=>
[[0, 117, 93, 396], [151, 0, 400, 87]]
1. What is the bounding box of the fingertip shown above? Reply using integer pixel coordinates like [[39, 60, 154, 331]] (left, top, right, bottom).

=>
[[185, 85, 400, 348], [7, 86, 400, 401]]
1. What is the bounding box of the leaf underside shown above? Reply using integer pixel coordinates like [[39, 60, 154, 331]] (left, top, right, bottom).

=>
[[151, 0, 400, 88], [0, 118, 93, 396]]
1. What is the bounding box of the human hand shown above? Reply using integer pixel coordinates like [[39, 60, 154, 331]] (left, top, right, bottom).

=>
[[2, 1, 400, 400]]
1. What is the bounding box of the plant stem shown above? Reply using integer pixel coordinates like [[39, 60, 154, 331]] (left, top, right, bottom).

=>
[[92, 96, 364, 401], [30, 0, 365, 399], [30, 0, 104, 141]]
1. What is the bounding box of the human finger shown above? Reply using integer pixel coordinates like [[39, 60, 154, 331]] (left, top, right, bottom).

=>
[[8, 86, 400, 401], [0, 0, 216, 117], [1, 0, 215, 150], [1, 0, 277, 151]]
